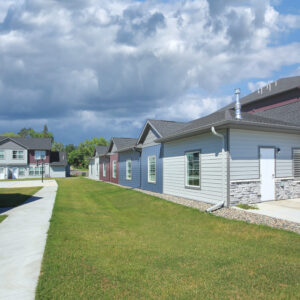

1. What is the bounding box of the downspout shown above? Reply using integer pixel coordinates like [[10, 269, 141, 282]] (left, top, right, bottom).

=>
[[134, 146, 142, 188], [206, 126, 226, 212]]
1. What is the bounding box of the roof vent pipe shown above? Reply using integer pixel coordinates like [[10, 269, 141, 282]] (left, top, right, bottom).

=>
[[234, 88, 241, 120]]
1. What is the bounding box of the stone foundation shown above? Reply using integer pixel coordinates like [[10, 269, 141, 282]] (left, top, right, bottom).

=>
[[276, 179, 300, 200], [230, 180, 261, 205]]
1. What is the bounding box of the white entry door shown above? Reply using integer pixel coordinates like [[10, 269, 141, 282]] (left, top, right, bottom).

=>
[[12, 167, 19, 179], [260, 148, 275, 201], [0, 167, 5, 179]]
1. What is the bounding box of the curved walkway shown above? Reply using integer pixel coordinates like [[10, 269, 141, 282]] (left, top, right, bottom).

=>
[[0, 180, 58, 300]]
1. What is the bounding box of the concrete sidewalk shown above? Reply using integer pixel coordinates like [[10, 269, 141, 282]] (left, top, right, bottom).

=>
[[246, 198, 300, 224], [0, 179, 57, 188], [0, 181, 58, 300]]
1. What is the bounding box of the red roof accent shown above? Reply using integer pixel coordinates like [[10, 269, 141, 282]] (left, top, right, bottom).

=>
[[249, 97, 300, 113]]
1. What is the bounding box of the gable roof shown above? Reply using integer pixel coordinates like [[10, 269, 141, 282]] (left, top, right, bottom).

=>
[[0, 136, 52, 150], [157, 109, 300, 142], [108, 137, 138, 153], [95, 145, 108, 156], [137, 120, 186, 144], [50, 151, 68, 166], [221, 76, 300, 111]]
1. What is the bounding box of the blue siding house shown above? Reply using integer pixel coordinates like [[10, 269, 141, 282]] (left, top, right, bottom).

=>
[[137, 120, 186, 193], [118, 149, 141, 188]]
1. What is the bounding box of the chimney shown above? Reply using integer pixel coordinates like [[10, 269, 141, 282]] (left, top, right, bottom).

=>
[[234, 88, 241, 119]]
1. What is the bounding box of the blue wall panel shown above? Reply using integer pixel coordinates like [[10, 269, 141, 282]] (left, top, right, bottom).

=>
[[118, 150, 141, 188], [141, 144, 163, 193]]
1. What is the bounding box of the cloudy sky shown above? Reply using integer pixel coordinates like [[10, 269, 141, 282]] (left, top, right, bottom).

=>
[[0, 0, 300, 144]]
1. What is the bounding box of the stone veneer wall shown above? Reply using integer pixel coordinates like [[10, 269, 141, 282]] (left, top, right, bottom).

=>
[[275, 179, 300, 200], [230, 180, 261, 205]]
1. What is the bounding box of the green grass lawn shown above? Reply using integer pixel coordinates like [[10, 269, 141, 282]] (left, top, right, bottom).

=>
[[36, 178, 300, 299], [0, 215, 7, 223], [0, 187, 41, 207]]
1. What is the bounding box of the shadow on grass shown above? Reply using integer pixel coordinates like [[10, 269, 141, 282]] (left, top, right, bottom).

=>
[[0, 194, 42, 213]]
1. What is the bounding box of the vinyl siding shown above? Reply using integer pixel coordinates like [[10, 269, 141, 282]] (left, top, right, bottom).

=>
[[163, 132, 226, 204], [110, 153, 119, 184], [141, 144, 163, 193], [89, 157, 100, 180], [100, 156, 110, 181], [118, 150, 141, 188], [50, 166, 66, 177], [0, 140, 28, 165], [230, 129, 300, 180], [142, 128, 160, 147]]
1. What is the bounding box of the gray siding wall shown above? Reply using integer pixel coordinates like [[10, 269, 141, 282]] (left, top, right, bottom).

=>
[[111, 143, 117, 153], [119, 150, 141, 188], [0, 140, 28, 165], [230, 129, 300, 180], [163, 131, 227, 204], [141, 128, 160, 148], [89, 157, 99, 179], [50, 166, 66, 178]]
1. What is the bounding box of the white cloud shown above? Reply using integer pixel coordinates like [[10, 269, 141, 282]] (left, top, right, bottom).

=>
[[0, 0, 299, 142]]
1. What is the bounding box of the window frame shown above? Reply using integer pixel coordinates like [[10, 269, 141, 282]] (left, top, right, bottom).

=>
[[103, 163, 106, 177], [185, 150, 201, 189], [112, 160, 117, 179], [126, 159, 132, 180], [292, 148, 300, 178], [29, 166, 44, 176], [19, 167, 25, 176], [0, 150, 4, 160], [35, 150, 46, 160], [147, 155, 156, 184], [12, 150, 24, 160]]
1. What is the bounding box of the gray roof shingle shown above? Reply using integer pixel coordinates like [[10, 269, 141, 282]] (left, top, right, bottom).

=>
[[95, 145, 108, 156], [0, 136, 52, 150], [221, 76, 300, 111], [109, 137, 138, 152], [148, 120, 187, 137], [157, 109, 300, 142]]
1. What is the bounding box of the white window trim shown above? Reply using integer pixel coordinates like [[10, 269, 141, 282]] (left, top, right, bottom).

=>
[[147, 155, 156, 184], [185, 150, 201, 189], [126, 159, 132, 180], [112, 160, 117, 179], [103, 163, 106, 177]]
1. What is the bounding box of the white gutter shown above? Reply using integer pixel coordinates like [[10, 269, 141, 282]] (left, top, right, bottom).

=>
[[206, 126, 226, 212]]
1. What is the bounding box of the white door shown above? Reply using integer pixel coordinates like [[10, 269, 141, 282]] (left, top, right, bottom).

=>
[[0, 167, 5, 179], [260, 148, 275, 201], [12, 167, 19, 179]]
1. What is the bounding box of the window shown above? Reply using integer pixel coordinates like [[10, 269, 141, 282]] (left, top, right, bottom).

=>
[[96, 164, 99, 176], [185, 151, 201, 187], [29, 166, 44, 176], [19, 167, 25, 176], [12, 150, 24, 159], [148, 156, 156, 183], [0, 150, 4, 159], [293, 148, 300, 178], [0, 167, 4, 174], [112, 160, 117, 178], [126, 160, 132, 180], [35, 151, 46, 160], [103, 163, 106, 177], [90, 165, 93, 175]]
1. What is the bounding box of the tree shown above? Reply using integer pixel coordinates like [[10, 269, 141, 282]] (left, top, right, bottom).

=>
[[1, 132, 20, 137], [65, 144, 76, 154], [43, 124, 48, 138], [51, 141, 65, 152], [68, 149, 85, 168]]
